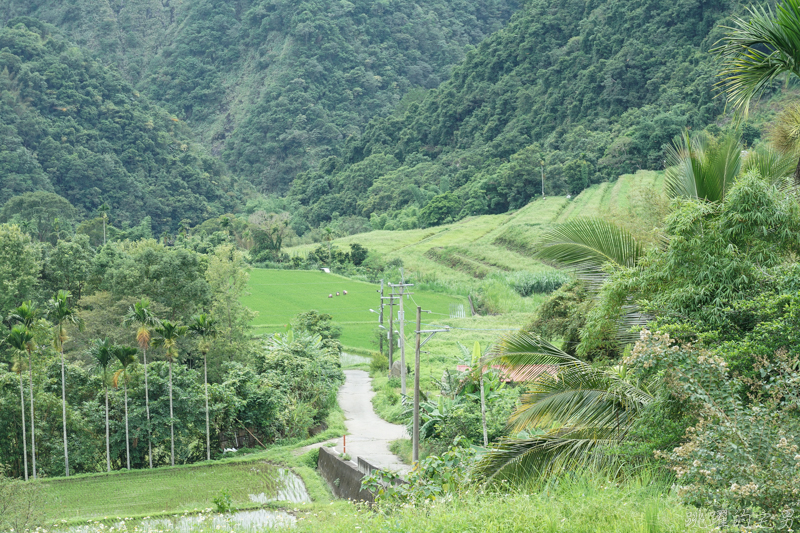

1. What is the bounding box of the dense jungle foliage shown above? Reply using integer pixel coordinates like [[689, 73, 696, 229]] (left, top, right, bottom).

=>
[[2, 0, 765, 236], [0, 222, 346, 478], [1, 0, 519, 194], [288, 0, 749, 227], [0, 20, 242, 232]]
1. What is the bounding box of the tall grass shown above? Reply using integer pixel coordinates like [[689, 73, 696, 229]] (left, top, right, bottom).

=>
[[297, 468, 705, 533], [505, 270, 572, 296]]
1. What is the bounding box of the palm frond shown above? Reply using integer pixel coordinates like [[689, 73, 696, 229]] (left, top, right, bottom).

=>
[[616, 305, 652, 346], [6, 324, 33, 352], [485, 332, 581, 368], [189, 313, 217, 339], [714, 0, 800, 113], [476, 331, 654, 481], [510, 369, 651, 433], [742, 142, 797, 185], [534, 217, 642, 285], [113, 345, 138, 370], [89, 338, 114, 370], [474, 431, 618, 481], [664, 130, 741, 202], [8, 301, 40, 329]]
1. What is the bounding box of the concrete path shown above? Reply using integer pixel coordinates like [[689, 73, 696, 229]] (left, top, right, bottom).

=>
[[334, 369, 411, 474]]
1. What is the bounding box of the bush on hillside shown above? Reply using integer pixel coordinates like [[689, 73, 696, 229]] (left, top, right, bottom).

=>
[[628, 331, 800, 525]]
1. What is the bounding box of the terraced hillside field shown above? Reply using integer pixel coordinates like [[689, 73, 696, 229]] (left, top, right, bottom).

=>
[[287, 170, 663, 284]]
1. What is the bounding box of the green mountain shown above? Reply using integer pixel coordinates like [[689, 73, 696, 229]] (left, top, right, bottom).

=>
[[0, 19, 240, 231], [1, 0, 519, 192], [288, 0, 742, 228]]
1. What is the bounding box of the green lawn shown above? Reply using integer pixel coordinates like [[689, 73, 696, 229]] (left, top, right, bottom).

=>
[[243, 269, 466, 350], [42, 460, 287, 522]]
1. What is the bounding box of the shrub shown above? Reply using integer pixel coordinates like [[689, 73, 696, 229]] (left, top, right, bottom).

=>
[[362, 437, 477, 504], [628, 331, 800, 525], [0, 471, 45, 532], [213, 489, 233, 513], [370, 352, 389, 373]]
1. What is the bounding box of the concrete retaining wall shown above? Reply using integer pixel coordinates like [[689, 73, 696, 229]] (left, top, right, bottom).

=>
[[317, 446, 376, 502]]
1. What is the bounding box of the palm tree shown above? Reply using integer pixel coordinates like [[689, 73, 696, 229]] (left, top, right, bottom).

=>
[[6, 325, 32, 481], [47, 290, 82, 477], [153, 320, 187, 466], [664, 130, 742, 203], [189, 314, 217, 461], [474, 333, 655, 481], [714, 0, 800, 183], [122, 299, 161, 468], [9, 301, 40, 480], [97, 202, 110, 245], [112, 345, 138, 471], [322, 226, 336, 259], [90, 339, 114, 473]]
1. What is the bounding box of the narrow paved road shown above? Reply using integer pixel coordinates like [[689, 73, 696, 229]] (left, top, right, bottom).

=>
[[335, 369, 411, 474]]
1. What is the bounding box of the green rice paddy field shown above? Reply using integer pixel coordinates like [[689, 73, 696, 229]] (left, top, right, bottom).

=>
[[43, 460, 289, 522], [242, 269, 467, 350]]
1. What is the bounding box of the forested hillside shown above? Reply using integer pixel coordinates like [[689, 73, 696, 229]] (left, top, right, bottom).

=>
[[0, 20, 241, 232], [288, 0, 743, 227], [1, 0, 519, 192]]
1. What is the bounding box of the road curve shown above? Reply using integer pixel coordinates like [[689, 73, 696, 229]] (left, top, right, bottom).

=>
[[335, 369, 411, 474]]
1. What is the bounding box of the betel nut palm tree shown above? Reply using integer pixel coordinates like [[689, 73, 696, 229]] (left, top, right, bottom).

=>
[[153, 320, 187, 467], [123, 299, 161, 468], [113, 345, 138, 471], [189, 313, 217, 461], [47, 289, 83, 477], [8, 301, 40, 480], [90, 338, 114, 473], [6, 325, 32, 481], [714, 0, 800, 184]]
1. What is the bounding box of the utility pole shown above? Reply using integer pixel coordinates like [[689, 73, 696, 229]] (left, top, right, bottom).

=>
[[390, 272, 413, 396], [412, 311, 450, 464], [388, 292, 394, 372], [378, 280, 384, 358], [413, 306, 421, 464], [540, 160, 545, 198], [398, 284, 406, 395]]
